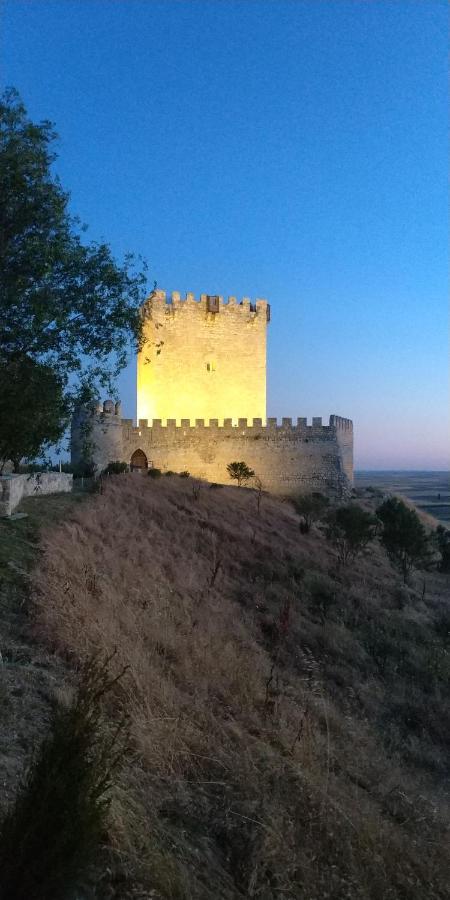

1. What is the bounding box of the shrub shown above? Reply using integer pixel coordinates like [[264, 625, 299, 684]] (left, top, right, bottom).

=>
[[72, 460, 96, 479], [377, 497, 431, 583], [164, 470, 175, 477], [292, 492, 329, 533], [305, 573, 337, 622], [148, 467, 162, 478], [434, 525, 450, 573], [326, 504, 377, 565], [102, 460, 129, 476], [226, 461, 255, 487], [0, 656, 127, 900], [178, 470, 190, 478]]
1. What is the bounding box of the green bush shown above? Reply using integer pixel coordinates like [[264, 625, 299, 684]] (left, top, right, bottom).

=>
[[326, 504, 377, 565], [0, 656, 127, 900], [377, 497, 430, 583], [435, 525, 450, 573], [72, 461, 96, 479], [148, 467, 162, 478], [164, 470, 175, 477], [305, 573, 337, 622], [178, 471, 190, 478], [102, 460, 129, 475], [292, 492, 329, 533]]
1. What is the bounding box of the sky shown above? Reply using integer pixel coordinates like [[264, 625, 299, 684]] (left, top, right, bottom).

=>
[[1, 0, 448, 469]]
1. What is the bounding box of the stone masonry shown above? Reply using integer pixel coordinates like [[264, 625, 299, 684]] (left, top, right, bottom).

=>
[[137, 290, 268, 425], [71, 292, 354, 498]]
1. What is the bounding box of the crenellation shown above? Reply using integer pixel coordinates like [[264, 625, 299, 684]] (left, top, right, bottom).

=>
[[72, 294, 353, 496]]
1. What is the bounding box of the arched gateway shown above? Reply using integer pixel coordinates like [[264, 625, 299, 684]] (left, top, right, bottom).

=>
[[130, 449, 148, 471]]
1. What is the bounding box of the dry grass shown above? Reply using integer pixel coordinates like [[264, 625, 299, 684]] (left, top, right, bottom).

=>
[[30, 475, 450, 898]]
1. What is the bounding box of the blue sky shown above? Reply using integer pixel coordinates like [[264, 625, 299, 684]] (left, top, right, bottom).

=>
[[2, 0, 448, 468]]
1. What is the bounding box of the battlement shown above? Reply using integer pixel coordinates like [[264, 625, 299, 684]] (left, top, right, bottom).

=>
[[72, 400, 353, 497], [117, 416, 353, 436], [144, 290, 270, 319], [97, 401, 353, 434]]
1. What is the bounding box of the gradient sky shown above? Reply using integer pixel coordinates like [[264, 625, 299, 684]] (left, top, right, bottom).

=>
[[1, 0, 448, 469]]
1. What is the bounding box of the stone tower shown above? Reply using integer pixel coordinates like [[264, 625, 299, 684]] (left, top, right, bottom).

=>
[[137, 290, 270, 425]]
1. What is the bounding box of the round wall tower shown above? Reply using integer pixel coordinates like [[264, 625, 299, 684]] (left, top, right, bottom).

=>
[[71, 400, 124, 472]]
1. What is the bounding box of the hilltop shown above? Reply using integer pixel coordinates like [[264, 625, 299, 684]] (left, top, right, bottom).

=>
[[0, 476, 449, 899]]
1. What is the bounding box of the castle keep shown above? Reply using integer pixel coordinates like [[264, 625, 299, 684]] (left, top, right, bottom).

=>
[[137, 291, 268, 425], [72, 291, 354, 497]]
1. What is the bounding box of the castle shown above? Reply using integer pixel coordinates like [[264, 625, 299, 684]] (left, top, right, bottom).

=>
[[71, 290, 353, 497]]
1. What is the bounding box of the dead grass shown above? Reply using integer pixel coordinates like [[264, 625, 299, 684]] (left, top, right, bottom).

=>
[[28, 475, 450, 898]]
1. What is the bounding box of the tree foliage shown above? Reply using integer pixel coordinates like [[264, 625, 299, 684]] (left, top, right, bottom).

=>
[[0, 355, 68, 471], [377, 497, 430, 583], [227, 461, 255, 487], [0, 88, 147, 463], [326, 504, 378, 565], [292, 492, 329, 533], [0, 656, 128, 900], [434, 525, 450, 573]]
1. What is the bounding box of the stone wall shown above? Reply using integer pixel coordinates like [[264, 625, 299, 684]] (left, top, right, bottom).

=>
[[0, 472, 73, 517], [72, 405, 353, 498], [137, 291, 269, 426]]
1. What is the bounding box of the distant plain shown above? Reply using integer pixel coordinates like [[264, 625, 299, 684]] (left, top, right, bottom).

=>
[[355, 471, 450, 525]]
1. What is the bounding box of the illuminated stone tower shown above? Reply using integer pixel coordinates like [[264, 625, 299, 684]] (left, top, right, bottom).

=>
[[137, 290, 270, 424]]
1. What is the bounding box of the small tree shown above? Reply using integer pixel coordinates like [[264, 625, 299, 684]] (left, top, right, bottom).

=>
[[326, 504, 377, 565], [227, 461, 255, 487], [254, 476, 264, 515], [292, 492, 329, 533], [377, 497, 430, 583]]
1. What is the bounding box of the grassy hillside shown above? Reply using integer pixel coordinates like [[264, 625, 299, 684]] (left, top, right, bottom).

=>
[[2, 476, 450, 898]]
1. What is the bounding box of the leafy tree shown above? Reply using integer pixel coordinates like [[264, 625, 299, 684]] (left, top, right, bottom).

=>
[[377, 497, 430, 583], [0, 88, 147, 463], [292, 492, 329, 533], [0, 355, 68, 472], [326, 504, 377, 565], [227, 461, 255, 487]]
